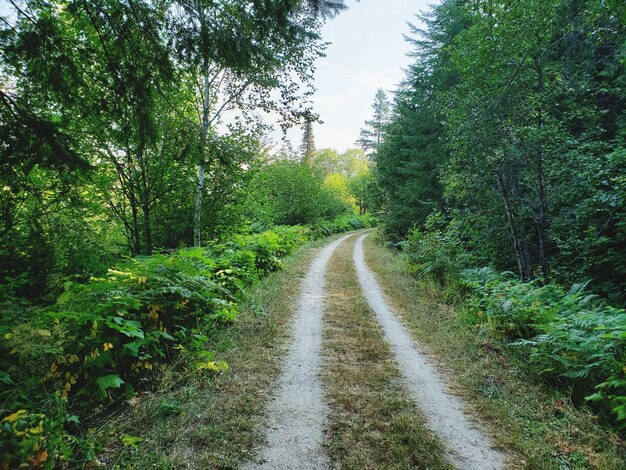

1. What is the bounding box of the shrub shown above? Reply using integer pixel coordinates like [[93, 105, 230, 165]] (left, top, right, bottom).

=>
[[517, 303, 625, 426], [401, 212, 468, 301], [0, 220, 369, 466], [308, 214, 376, 238], [461, 268, 563, 339], [247, 161, 350, 226], [462, 269, 626, 426]]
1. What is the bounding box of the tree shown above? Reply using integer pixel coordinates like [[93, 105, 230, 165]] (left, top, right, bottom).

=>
[[375, 0, 626, 298], [373, 1, 465, 239], [306, 0, 348, 19], [167, 1, 327, 247], [1, 0, 179, 256], [347, 171, 373, 215], [300, 118, 316, 164], [0, 0, 346, 297], [311, 148, 368, 177], [247, 161, 348, 225], [356, 88, 391, 158]]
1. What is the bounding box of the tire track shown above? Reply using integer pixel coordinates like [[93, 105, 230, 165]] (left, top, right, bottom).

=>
[[353, 233, 507, 470], [244, 233, 354, 469]]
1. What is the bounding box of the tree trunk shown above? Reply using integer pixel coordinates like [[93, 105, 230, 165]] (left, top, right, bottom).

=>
[[496, 169, 532, 281], [141, 188, 152, 254], [129, 189, 141, 255], [194, 163, 206, 247], [138, 143, 152, 255], [535, 161, 548, 283], [193, 57, 211, 247], [534, 55, 549, 284], [193, 1, 214, 248]]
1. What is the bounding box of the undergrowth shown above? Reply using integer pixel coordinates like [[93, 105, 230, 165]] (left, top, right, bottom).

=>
[[400, 217, 626, 431], [0, 216, 374, 469]]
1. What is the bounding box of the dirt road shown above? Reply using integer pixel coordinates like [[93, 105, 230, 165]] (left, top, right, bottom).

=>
[[246, 232, 506, 469]]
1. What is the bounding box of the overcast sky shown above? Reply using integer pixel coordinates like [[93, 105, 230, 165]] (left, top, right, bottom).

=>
[[282, 0, 434, 152]]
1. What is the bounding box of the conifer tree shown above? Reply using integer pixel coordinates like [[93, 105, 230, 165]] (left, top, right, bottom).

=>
[[300, 118, 316, 164], [356, 89, 391, 158]]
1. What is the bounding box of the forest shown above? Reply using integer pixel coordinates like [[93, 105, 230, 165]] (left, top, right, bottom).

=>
[[0, 0, 375, 466], [371, 0, 625, 440], [0, 0, 625, 468]]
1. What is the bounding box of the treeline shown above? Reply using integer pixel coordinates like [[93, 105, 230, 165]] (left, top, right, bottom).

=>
[[0, 1, 379, 466], [372, 0, 625, 428], [0, 0, 354, 301]]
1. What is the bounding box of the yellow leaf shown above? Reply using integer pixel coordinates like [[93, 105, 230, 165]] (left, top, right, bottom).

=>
[[28, 423, 44, 435], [196, 361, 229, 373], [2, 409, 27, 423]]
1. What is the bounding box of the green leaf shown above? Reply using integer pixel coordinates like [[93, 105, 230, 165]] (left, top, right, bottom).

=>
[[65, 415, 80, 424], [96, 374, 125, 391], [0, 371, 13, 385], [123, 340, 144, 356], [122, 434, 144, 448]]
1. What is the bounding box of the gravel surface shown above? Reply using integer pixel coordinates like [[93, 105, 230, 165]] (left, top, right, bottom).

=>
[[353, 233, 508, 470], [243, 234, 353, 469]]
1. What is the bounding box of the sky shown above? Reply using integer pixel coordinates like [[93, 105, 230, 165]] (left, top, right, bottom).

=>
[[0, 0, 435, 153], [281, 0, 433, 152]]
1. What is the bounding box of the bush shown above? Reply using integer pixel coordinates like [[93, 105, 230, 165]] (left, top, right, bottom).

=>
[[247, 161, 350, 226], [0, 218, 371, 467], [401, 212, 468, 301], [462, 268, 626, 427], [461, 268, 564, 339], [308, 214, 376, 239]]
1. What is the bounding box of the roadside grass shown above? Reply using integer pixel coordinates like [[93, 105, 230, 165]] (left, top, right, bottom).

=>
[[321, 234, 452, 470], [363, 233, 625, 470], [89, 235, 344, 469]]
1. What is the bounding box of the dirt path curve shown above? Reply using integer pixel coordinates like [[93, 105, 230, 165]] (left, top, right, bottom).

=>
[[244, 233, 354, 469], [353, 233, 508, 470]]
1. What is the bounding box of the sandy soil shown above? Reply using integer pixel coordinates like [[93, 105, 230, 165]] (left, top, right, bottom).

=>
[[243, 234, 354, 469], [353, 233, 507, 470]]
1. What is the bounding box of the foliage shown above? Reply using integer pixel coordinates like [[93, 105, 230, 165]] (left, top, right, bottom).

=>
[[300, 118, 317, 164], [376, 0, 625, 429], [0, 219, 364, 467], [312, 148, 369, 178], [309, 148, 374, 215], [375, 0, 626, 297], [373, 2, 463, 239], [461, 268, 626, 427], [247, 160, 350, 226], [308, 214, 376, 239], [401, 213, 467, 299]]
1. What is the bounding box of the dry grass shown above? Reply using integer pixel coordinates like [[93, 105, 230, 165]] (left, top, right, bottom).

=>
[[363, 232, 625, 470], [321, 234, 452, 470], [91, 235, 343, 469]]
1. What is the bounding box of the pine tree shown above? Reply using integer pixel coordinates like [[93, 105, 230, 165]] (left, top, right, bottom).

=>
[[306, 0, 348, 19], [374, 1, 466, 239], [300, 118, 316, 164], [356, 89, 391, 158]]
